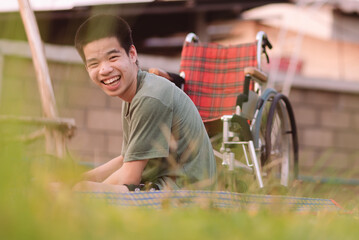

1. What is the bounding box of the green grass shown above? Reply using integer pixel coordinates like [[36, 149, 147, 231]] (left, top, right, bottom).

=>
[[0, 125, 358, 240]]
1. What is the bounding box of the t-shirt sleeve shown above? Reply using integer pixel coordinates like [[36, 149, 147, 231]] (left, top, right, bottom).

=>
[[123, 97, 172, 162]]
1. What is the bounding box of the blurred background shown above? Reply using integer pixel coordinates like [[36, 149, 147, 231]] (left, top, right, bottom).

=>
[[0, 0, 358, 181]]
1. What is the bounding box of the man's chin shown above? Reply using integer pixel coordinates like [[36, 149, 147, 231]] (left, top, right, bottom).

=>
[[104, 90, 121, 98]]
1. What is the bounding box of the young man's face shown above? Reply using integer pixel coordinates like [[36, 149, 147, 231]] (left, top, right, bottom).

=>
[[83, 37, 138, 101]]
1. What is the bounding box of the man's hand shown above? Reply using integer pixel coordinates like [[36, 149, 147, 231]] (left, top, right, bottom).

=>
[[72, 181, 129, 193]]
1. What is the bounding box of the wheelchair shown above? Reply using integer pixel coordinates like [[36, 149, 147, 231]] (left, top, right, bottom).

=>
[[149, 31, 299, 189]]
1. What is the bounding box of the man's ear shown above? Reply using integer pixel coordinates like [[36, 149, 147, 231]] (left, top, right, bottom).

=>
[[129, 45, 138, 64]]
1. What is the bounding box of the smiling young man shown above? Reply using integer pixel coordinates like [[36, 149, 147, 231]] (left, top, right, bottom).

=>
[[73, 15, 216, 192]]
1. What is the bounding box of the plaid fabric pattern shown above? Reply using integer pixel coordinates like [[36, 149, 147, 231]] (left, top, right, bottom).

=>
[[78, 190, 345, 213], [180, 41, 257, 121]]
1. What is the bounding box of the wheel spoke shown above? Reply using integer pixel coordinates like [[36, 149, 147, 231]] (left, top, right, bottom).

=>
[[261, 96, 293, 187]]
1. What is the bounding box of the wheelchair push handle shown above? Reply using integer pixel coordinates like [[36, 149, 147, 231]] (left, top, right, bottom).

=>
[[256, 31, 272, 69], [185, 33, 200, 43], [256, 31, 272, 49]]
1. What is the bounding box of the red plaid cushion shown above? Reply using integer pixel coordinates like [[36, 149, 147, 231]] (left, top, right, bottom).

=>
[[180, 41, 257, 121]]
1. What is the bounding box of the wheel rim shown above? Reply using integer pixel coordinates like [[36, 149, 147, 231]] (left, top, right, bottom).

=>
[[268, 103, 290, 186], [260, 99, 292, 186]]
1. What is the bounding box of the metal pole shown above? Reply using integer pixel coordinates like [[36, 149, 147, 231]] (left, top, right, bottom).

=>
[[249, 140, 263, 188]]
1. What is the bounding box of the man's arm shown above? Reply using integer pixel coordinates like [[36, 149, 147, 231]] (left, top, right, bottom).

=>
[[73, 159, 148, 193], [82, 155, 124, 182], [102, 159, 149, 185]]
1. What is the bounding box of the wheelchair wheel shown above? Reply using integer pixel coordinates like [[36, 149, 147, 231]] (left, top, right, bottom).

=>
[[262, 93, 298, 187]]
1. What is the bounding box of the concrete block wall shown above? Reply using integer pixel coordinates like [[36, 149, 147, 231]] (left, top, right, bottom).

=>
[[0, 56, 124, 166], [1, 55, 359, 177], [53, 62, 124, 166], [290, 88, 359, 178]]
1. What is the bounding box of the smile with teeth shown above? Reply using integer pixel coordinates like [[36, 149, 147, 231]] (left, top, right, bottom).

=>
[[102, 76, 121, 85]]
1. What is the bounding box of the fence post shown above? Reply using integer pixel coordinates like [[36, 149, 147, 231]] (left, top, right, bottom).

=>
[[17, 0, 65, 157]]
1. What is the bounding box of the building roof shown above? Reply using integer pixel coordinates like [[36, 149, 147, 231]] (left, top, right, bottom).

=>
[[291, 0, 359, 14], [0, 0, 290, 13], [242, 3, 359, 43], [0, 0, 153, 12]]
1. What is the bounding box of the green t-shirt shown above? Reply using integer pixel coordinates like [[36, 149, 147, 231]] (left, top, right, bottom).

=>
[[121, 70, 216, 189]]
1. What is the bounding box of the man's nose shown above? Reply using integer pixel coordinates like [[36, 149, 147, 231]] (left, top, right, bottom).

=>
[[99, 62, 113, 75]]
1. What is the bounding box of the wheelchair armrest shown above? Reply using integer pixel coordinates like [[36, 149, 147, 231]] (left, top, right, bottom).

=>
[[244, 67, 268, 83], [148, 68, 185, 89]]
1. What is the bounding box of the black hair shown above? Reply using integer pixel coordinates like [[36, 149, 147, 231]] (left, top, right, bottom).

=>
[[74, 14, 134, 62]]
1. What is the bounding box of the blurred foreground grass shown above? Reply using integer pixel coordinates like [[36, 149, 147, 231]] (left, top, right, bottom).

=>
[[0, 123, 358, 240]]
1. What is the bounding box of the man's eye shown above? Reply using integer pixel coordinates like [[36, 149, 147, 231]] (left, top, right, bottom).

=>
[[109, 55, 119, 61], [87, 62, 98, 68]]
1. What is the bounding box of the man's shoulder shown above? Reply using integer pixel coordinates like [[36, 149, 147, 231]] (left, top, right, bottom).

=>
[[135, 70, 175, 102], [141, 70, 174, 88]]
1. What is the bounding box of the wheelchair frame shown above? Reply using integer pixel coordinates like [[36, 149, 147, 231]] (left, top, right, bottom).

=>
[[150, 31, 299, 189], [216, 32, 298, 188]]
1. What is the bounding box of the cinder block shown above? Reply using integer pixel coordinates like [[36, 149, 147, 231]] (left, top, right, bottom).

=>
[[87, 109, 122, 132], [292, 106, 318, 127], [304, 90, 339, 108], [336, 131, 359, 150], [302, 149, 343, 176], [298, 148, 316, 168], [66, 86, 107, 108], [72, 151, 110, 167], [302, 128, 334, 148], [0, 101, 41, 116], [1, 78, 26, 101], [23, 80, 42, 103], [91, 149, 113, 166], [67, 129, 106, 153], [59, 108, 86, 128], [339, 94, 359, 110], [3, 56, 36, 79], [354, 113, 359, 130], [61, 64, 89, 85], [108, 97, 123, 110], [49, 62, 69, 83], [352, 151, 359, 170], [70, 151, 93, 165], [21, 103, 42, 116], [52, 82, 67, 107], [320, 110, 350, 129], [288, 88, 307, 105], [297, 149, 329, 176], [107, 134, 123, 155], [320, 150, 349, 169]]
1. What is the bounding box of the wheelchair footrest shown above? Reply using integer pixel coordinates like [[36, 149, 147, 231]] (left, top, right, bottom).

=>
[[230, 114, 253, 141]]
